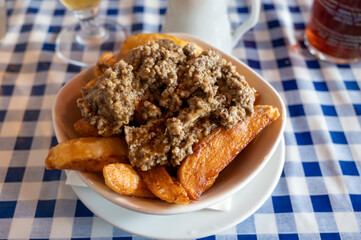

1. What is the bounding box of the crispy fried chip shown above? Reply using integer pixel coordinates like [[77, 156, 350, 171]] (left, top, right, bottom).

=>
[[178, 105, 280, 201], [104, 163, 155, 198], [74, 118, 100, 137], [45, 137, 128, 172], [83, 78, 97, 90], [95, 51, 118, 77], [120, 33, 203, 58], [140, 166, 190, 204]]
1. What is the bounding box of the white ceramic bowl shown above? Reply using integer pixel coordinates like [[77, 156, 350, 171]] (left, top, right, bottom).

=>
[[52, 33, 286, 215]]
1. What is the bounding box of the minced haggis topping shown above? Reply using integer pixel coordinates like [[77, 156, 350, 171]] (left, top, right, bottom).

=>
[[77, 39, 255, 171]]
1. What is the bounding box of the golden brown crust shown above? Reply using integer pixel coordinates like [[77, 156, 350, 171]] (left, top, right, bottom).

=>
[[140, 166, 190, 204], [45, 137, 128, 172], [95, 51, 118, 77], [104, 163, 155, 198], [73, 118, 100, 137], [120, 33, 203, 58], [178, 105, 280, 201]]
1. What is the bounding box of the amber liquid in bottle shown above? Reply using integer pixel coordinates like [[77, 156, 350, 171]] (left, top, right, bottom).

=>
[[305, 0, 361, 63]]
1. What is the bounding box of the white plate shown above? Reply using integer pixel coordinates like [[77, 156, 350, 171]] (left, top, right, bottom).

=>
[[71, 137, 285, 239], [52, 33, 287, 215]]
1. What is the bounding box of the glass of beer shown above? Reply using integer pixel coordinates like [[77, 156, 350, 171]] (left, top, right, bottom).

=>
[[304, 0, 361, 63], [56, 0, 127, 67]]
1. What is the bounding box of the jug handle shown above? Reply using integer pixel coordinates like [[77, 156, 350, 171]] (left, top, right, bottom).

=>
[[232, 0, 261, 48]]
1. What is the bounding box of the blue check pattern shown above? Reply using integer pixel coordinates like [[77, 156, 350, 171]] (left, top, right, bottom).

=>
[[0, 0, 360, 239]]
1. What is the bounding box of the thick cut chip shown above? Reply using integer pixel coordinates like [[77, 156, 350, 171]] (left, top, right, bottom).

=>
[[95, 51, 118, 77], [83, 78, 98, 90], [45, 137, 128, 172], [178, 105, 280, 201], [140, 166, 190, 204], [104, 163, 155, 198], [74, 118, 100, 137], [120, 33, 203, 58]]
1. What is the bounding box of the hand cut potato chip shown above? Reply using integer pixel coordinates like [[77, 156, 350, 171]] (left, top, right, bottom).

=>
[[95, 51, 118, 77], [45, 137, 128, 172], [104, 163, 155, 198], [74, 118, 100, 137], [120, 33, 203, 58], [178, 105, 280, 201], [140, 166, 190, 204], [83, 78, 98, 90]]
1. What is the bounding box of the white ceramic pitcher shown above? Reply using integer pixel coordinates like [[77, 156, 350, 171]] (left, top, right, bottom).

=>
[[162, 0, 261, 53]]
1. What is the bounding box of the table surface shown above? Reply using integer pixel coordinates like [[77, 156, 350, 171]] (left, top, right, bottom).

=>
[[1, 0, 361, 239]]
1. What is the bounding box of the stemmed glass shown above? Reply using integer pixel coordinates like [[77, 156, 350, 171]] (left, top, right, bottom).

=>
[[56, 0, 127, 67]]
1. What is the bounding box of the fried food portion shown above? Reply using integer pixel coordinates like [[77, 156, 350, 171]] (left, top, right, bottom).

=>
[[178, 105, 280, 201], [95, 51, 118, 77], [84, 78, 98, 90], [74, 118, 100, 137], [140, 166, 190, 204], [46, 33, 280, 204], [104, 163, 155, 198], [45, 137, 128, 172], [120, 33, 203, 58]]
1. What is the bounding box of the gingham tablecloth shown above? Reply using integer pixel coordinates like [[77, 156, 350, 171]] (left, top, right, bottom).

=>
[[1, 0, 361, 239]]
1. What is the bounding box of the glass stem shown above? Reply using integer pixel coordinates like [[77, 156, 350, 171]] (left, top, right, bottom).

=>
[[73, 6, 108, 46]]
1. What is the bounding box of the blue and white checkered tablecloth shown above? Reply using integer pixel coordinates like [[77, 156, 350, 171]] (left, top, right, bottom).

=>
[[1, 0, 361, 239]]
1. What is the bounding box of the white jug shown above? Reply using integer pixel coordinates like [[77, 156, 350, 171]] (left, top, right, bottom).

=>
[[162, 0, 261, 53]]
